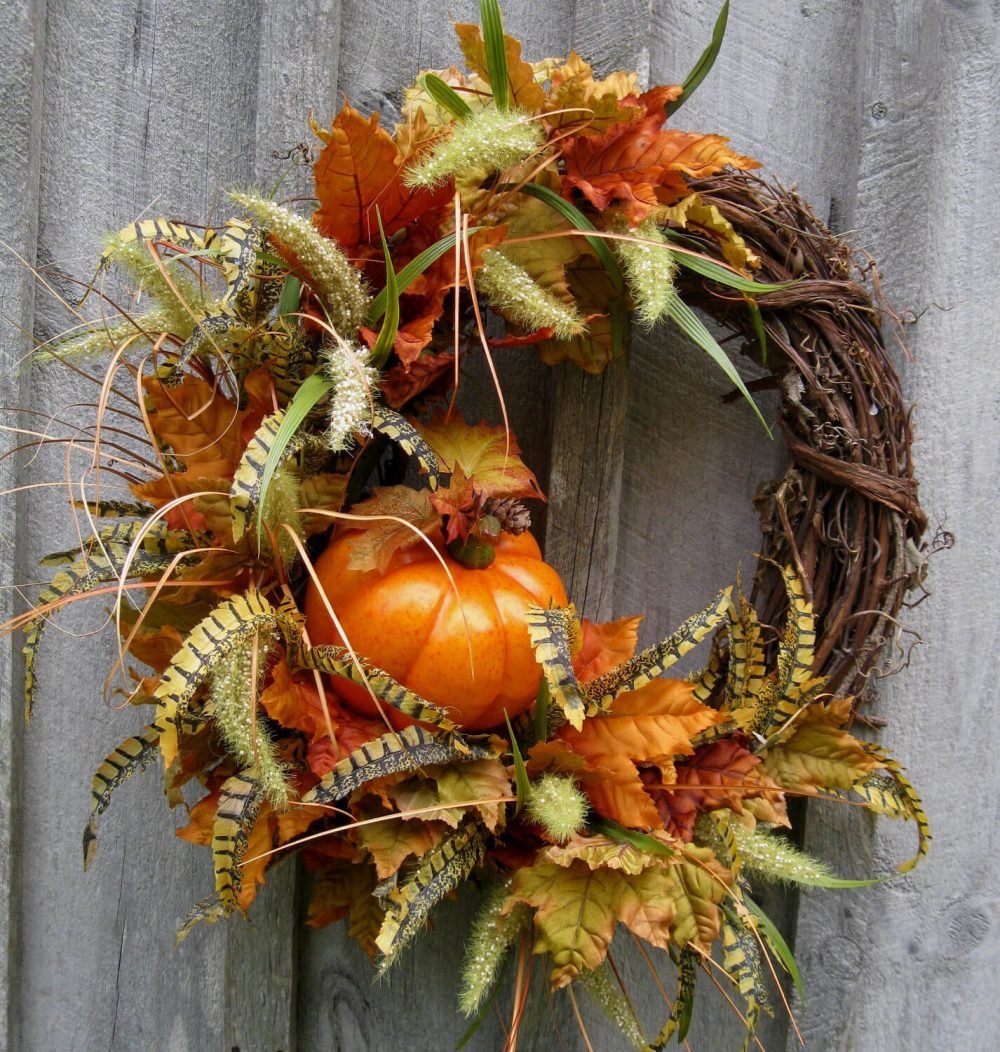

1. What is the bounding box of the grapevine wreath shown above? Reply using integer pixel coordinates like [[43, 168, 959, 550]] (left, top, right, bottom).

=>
[[13, 2, 932, 1048]]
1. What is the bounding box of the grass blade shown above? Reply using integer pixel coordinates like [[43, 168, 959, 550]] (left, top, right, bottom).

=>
[[255, 372, 330, 539], [518, 183, 624, 293], [665, 295, 772, 437], [277, 274, 302, 319], [588, 817, 676, 859], [743, 896, 804, 1000], [370, 211, 400, 369], [669, 247, 795, 294], [504, 712, 531, 816], [667, 1, 730, 117], [479, 0, 509, 111], [423, 73, 474, 121]]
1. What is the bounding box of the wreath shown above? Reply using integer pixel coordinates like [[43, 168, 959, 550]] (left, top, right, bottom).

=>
[[11, 3, 930, 1048]]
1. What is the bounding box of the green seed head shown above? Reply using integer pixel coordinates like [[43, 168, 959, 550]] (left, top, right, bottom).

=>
[[526, 773, 589, 843]]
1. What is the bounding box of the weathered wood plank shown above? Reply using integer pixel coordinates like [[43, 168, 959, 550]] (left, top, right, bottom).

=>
[[0, 2, 46, 1048], [790, 3, 1000, 1049]]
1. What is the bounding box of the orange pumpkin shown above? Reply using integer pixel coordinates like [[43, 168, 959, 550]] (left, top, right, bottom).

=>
[[303, 528, 568, 731]]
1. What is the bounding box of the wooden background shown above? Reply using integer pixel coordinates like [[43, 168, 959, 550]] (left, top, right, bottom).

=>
[[1, 1, 997, 1049]]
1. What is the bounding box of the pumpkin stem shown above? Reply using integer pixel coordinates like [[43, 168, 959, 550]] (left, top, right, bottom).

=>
[[448, 533, 496, 569]]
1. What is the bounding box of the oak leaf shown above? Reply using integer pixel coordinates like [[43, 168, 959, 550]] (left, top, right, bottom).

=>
[[312, 104, 451, 250], [562, 89, 760, 224], [453, 23, 546, 113]]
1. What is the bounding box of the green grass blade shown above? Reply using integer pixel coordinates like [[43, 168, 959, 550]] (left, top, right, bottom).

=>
[[518, 183, 624, 293], [747, 298, 768, 365], [588, 817, 676, 859], [664, 296, 772, 437], [369, 211, 400, 369], [277, 275, 302, 320], [743, 896, 804, 1000], [255, 372, 331, 540], [479, 0, 509, 111], [532, 678, 550, 744], [667, 1, 730, 117], [423, 73, 474, 121], [367, 231, 476, 324], [669, 247, 795, 294], [504, 712, 531, 816]]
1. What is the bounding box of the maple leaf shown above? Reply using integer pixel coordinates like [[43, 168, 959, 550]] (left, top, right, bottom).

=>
[[544, 52, 649, 135], [143, 377, 249, 481], [650, 740, 784, 841], [668, 846, 731, 951], [536, 256, 621, 373], [761, 718, 881, 795], [312, 104, 451, 250], [429, 466, 479, 544], [380, 352, 456, 408], [390, 758, 512, 833], [562, 88, 760, 224], [573, 614, 643, 684], [357, 815, 449, 880], [453, 23, 546, 113], [307, 859, 385, 958], [545, 831, 675, 876], [417, 413, 543, 501], [508, 853, 680, 986], [341, 485, 440, 574], [298, 472, 349, 535]]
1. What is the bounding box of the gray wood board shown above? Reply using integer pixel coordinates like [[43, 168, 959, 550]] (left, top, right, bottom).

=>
[[0, 0, 994, 1050]]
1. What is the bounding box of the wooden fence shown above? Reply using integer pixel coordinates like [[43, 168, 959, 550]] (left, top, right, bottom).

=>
[[1, 0, 997, 1048]]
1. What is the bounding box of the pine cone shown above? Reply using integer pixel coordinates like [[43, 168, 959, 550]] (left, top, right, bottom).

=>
[[484, 496, 531, 535]]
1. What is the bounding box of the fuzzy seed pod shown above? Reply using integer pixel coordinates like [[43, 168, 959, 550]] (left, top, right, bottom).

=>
[[403, 108, 544, 189], [526, 773, 589, 843], [731, 823, 837, 886], [459, 882, 529, 1017], [477, 249, 585, 339], [611, 217, 679, 327], [228, 191, 369, 338], [578, 966, 646, 1050], [320, 336, 379, 453]]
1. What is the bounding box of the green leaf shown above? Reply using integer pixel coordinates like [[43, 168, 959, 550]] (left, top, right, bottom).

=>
[[667, 1, 730, 117], [588, 817, 676, 860], [668, 245, 795, 294], [367, 230, 479, 324], [370, 210, 400, 369], [742, 896, 803, 1001], [277, 274, 302, 319], [747, 298, 768, 365], [479, 0, 509, 111], [504, 711, 531, 816], [533, 677, 550, 744], [664, 295, 772, 437], [519, 183, 624, 293], [255, 372, 331, 539], [423, 73, 474, 121]]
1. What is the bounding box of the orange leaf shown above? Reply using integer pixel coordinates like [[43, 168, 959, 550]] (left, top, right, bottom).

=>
[[312, 104, 451, 250], [380, 351, 455, 408], [143, 377, 249, 481], [561, 679, 723, 764], [562, 89, 760, 224], [573, 614, 643, 684], [454, 23, 546, 113]]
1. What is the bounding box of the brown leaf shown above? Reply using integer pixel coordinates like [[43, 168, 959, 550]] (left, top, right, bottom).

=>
[[380, 352, 456, 408], [340, 485, 439, 574]]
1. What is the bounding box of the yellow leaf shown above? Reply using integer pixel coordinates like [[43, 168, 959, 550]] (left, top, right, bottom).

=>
[[762, 718, 881, 794], [453, 23, 546, 113], [544, 51, 642, 135], [545, 831, 675, 876], [653, 193, 761, 271], [668, 847, 731, 951], [358, 818, 449, 880], [390, 758, 513, 832], [417, 414, 543, 500]]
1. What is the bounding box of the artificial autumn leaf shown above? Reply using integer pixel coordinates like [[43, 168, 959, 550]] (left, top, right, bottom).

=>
[[536, 255, 620, 373], [573, 614, 643, 683], [453, 23, 546, 113], [275, 798, 327, 846], [669, 846, 731, 950], [562, 88, 760, 224], [543, 52, 648, 135], [562, 679, 724, 764], [342, 485, 439, 574], [357, 816, 449, 880], [124, 623, 184, 674], [130, 475, 230, 537], [545, 831, 676, 876], [381, 352, 456, 408], [390, 758, 512, 832], [312, 104, 451, 250], [429, 466, 479, 544], [176, 791, 274, 911], [260, 659, 327, 741], [654, 193, 761, 271], [651, 740, 784, 841], [143, 377, 249, 481], [307, 859, 385, 958], [417, 414, 543, 501], [762, 718, 881, 795], [508, 854, 679, 986]]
